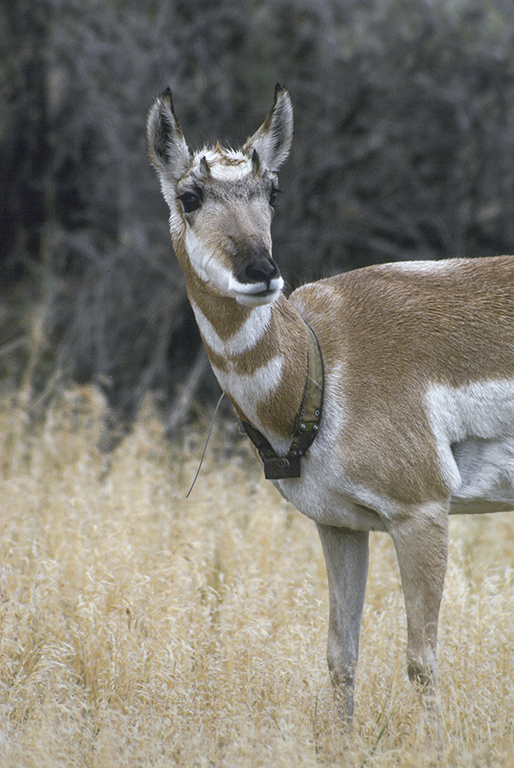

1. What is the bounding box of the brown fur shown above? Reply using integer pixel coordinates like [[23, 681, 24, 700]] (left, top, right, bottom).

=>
[[291, 256, 514, 503]]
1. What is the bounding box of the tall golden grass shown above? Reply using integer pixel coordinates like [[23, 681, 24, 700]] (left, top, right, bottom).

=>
[[0, 385, 513, 767]]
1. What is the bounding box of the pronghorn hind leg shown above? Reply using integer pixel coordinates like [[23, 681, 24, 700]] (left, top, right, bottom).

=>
[[388, 503, 448, 720], [316, 524, 369, 726]]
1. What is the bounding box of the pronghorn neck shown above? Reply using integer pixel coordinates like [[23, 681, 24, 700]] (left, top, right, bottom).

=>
[[185, 275, 309, 453], [146, 85, 301, 453]]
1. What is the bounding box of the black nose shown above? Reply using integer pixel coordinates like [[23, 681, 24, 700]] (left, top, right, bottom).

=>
[[244, 257, 279, 284], [234, 242, 280, 286]]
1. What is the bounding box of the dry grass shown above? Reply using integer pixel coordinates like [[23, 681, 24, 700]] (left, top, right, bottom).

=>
[[0, 386, 513, 767]]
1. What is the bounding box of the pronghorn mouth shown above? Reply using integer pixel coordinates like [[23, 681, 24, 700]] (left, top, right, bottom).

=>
[[230, 276, 284, 305], [253, 282, 279, 297], [229, 275, 284, 304]]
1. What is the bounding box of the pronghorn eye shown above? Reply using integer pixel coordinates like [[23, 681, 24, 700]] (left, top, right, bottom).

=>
[[269, 186, 280, 206], [178, 191, 202, 213]]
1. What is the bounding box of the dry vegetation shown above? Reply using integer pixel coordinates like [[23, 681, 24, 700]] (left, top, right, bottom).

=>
[[0, 386, 513, 767]]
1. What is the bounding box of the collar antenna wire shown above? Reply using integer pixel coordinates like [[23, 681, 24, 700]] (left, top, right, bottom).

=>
[[186, 392, 225, 498]]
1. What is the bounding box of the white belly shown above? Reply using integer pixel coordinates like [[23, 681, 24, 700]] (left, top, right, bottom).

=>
[[449, 438, 514, 514], [428, 379, 514, 515]]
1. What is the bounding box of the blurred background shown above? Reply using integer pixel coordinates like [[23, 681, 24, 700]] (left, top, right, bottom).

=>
[[3, 0, 514, 447]]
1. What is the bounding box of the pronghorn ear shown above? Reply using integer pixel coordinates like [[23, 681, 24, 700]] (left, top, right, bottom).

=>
[[244, 84, 293, 171], [146, 88, 191, 181]]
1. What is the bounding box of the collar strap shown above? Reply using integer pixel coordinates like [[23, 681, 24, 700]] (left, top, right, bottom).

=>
[[241, 322, 324, 480]]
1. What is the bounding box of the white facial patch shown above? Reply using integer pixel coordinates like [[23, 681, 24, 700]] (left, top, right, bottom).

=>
[[185, 228, 234, 294]]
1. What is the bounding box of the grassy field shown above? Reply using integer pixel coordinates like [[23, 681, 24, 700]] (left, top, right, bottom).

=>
[[0, 386, 513, 767]]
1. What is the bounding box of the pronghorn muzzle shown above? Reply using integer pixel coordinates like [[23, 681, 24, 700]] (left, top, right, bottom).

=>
[[232, 242, 282, 302]]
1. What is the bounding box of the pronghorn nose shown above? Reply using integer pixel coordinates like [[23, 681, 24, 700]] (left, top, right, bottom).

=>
[[244, 258, 279, 284], [236, 244, 279, 285]]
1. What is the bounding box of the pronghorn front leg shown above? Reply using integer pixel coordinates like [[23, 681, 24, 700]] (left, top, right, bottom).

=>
[[316, 524, 369, 725], [388, 503, 449, 704]]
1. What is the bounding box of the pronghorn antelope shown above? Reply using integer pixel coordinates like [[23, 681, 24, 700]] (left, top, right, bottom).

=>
[[146, 85, 514, 724]]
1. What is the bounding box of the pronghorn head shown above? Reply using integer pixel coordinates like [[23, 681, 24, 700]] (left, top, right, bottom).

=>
[[146, 85, 293, 306]]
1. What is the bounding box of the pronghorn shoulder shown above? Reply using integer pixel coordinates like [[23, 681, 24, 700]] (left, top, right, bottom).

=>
[[288, 257, 514, 385]]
